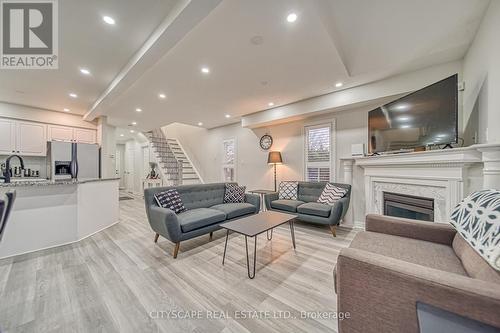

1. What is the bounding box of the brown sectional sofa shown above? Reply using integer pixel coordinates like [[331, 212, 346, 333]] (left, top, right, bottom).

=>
[[335, 214, 500, 333]]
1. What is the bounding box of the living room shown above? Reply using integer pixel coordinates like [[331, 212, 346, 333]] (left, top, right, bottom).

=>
[[1, 0, 499, 332]]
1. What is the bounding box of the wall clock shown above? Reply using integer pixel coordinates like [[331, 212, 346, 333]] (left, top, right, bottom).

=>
[[260, 134, 273, 150]]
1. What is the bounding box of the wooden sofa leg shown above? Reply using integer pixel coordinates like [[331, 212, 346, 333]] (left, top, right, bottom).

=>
[[173, 242, 180, 258], [329, 225, 337, 238], [154, 233, 159, 243], [209, 232, 213, 241]]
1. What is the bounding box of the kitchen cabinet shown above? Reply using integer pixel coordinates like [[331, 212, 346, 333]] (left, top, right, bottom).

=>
[[74, 128, 96, 144], [0, 119, 16, 155], [48, 125, 74, 142], [48, 125, 96, 144], [16, 121, 47, 156]]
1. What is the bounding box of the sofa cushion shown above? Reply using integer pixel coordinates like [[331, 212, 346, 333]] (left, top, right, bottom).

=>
[[450, 189, 500, 271], [154, 189, 186, 214], [271, 199, 304, 213], [211, 203, 256, 219], [350, 231, 468, 276], [317, 183, 347, 205], [297, 202, 331, 218], [177, 208, 226, 233], [223, 183, 246, 203], [279, 181, 298, 200]]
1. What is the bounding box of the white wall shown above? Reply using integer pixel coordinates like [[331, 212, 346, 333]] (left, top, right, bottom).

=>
[[164, 105, 370, 226], [463, 0, 500, 143], [0, 102, 96, 129]]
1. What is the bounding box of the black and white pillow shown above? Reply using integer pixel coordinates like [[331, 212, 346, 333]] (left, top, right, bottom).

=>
[[317, 183, 348, 205], [450, 189, 500, 271], [224, 183, 246, 203], [154, 189, 186, 214], [279, 181, 298, 200]]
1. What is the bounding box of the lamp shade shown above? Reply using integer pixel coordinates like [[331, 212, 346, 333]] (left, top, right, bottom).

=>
[[267, 151, 283, 164]]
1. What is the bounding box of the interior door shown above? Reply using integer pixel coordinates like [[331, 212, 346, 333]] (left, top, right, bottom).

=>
[[125, 147, 135, 193], [115, 149, 124, 188]]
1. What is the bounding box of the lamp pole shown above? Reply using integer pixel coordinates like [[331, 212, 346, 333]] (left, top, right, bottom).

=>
[[273, 163, 277, 192]]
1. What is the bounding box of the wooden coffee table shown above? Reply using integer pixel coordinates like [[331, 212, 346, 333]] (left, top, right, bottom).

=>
[[220, 211, 297, 279]]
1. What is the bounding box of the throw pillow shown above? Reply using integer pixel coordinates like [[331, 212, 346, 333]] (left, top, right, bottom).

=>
[[317, 183, 348, 205], [450, 189, 500, 271], [279, 181, 298, 200], [154, 189, 186, 214], [224, 183, 246, 203]]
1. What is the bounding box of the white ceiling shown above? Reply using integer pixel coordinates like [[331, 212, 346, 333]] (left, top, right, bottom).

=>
[[0, 0, 180, 114], [0, 0, 491, 130]]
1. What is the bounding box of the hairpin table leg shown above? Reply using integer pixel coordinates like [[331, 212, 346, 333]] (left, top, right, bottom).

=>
[[245, 235, 257, 279], [222, 229, 229, 265]]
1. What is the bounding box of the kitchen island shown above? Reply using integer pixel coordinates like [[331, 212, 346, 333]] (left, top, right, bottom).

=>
[[0, 178, 119, 258]]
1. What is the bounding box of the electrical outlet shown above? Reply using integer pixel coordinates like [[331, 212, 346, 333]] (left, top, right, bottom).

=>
[[458, 81, 465, 91]]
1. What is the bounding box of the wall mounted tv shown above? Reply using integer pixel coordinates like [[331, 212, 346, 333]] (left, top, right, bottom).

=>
[[368, 74, 458, 154]]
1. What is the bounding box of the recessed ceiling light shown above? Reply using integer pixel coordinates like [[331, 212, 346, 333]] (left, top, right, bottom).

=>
[[120, 134, 124, 137], [69, 93, 77, 98], [135, 108, 142, 112], [130, 130, 135, 133], [201, 67, 210, 74], [80, 68, 90, 75], [286, 13, 298, 23], [103, 16, 115, 25], [63, 108, 70, 112], [268, 102, 274, 107], [131, 121, 137, 126], [225, 114, 231, 118], [158, 93, 166, 99], [198, 122, 203, 126], [335, 82, 343, 88]]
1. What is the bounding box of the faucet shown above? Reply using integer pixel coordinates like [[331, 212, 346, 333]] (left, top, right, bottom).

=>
[[0, 155, 24, 183]]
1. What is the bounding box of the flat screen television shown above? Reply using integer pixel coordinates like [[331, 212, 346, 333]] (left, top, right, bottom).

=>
[[368, 74, 458, 154]]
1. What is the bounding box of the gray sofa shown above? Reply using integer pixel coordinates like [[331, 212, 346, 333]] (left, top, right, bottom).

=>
[[264, 181, 351, 237], [144, 183, 260, 258], [335, 214, 500, 332]]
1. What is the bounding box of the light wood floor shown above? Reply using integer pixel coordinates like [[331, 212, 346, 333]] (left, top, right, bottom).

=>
[[0, 194, 357, 333]]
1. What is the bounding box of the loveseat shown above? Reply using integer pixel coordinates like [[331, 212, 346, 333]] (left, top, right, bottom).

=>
[[264, 181, 351, 237], [144, 183, 260, 258], [335, 214, 500, 332]]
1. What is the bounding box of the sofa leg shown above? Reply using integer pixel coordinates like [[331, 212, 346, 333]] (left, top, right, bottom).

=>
[[173, 242, 180, 258], [154, 233, 159, 243], [209, 232, 213, 241], [329, 225, 337, 238]]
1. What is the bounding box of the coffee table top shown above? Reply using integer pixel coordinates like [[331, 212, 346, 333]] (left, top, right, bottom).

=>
[[248, 189, 276, 195], [220, 211, 296, 237]]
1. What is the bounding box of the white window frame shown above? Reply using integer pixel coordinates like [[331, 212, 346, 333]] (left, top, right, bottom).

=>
[[303, 119, 336, 182], [222, 138, 237, 182]]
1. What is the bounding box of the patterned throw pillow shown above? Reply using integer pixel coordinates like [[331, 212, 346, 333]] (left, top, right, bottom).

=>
[[154, 189, 186, 214], [317, 183, 347, 205], [450, 189, 500, 271], [279, 181, 298, 200], [224, 183, 246, 203]]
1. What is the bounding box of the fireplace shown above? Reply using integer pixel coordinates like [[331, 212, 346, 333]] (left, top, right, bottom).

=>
[[383, 192, 434, 222]]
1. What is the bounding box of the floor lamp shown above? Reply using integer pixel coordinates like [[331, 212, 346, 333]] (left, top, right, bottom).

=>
[[267, 151, 283, 192]]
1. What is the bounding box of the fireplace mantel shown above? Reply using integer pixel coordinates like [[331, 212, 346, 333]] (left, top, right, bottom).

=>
[[342, 143, 500, 229]]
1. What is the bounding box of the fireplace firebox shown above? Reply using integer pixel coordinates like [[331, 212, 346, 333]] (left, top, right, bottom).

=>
[[383, 192, 434, 222]]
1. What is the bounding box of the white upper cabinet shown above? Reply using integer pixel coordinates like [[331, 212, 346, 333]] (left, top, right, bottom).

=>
[[74, 128, 96, 144], [48, 125, 97, 144], [16, 121, 47, 156], [48, 125, 74, 142], [0, 119, 16, 155]]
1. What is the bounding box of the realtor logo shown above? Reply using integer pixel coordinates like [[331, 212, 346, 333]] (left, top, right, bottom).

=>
[[1, 0, 58, 69]]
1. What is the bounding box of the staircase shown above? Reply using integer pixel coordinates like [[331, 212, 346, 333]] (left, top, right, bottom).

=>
[[145, 129, 202, 186]]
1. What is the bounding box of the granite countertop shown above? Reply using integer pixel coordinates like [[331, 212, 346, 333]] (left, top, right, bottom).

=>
[[0, 178, 120, 187]]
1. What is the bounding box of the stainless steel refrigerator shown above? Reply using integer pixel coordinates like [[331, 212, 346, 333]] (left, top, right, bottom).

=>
[[48, 141, 99, 180]]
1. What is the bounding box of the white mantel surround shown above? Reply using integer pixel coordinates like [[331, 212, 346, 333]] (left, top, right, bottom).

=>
[[342, 143, 500, 229]]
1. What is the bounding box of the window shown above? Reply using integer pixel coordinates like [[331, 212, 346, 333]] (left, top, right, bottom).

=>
[[222, 138, 236, 181], [305, 123, 334, 182]]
